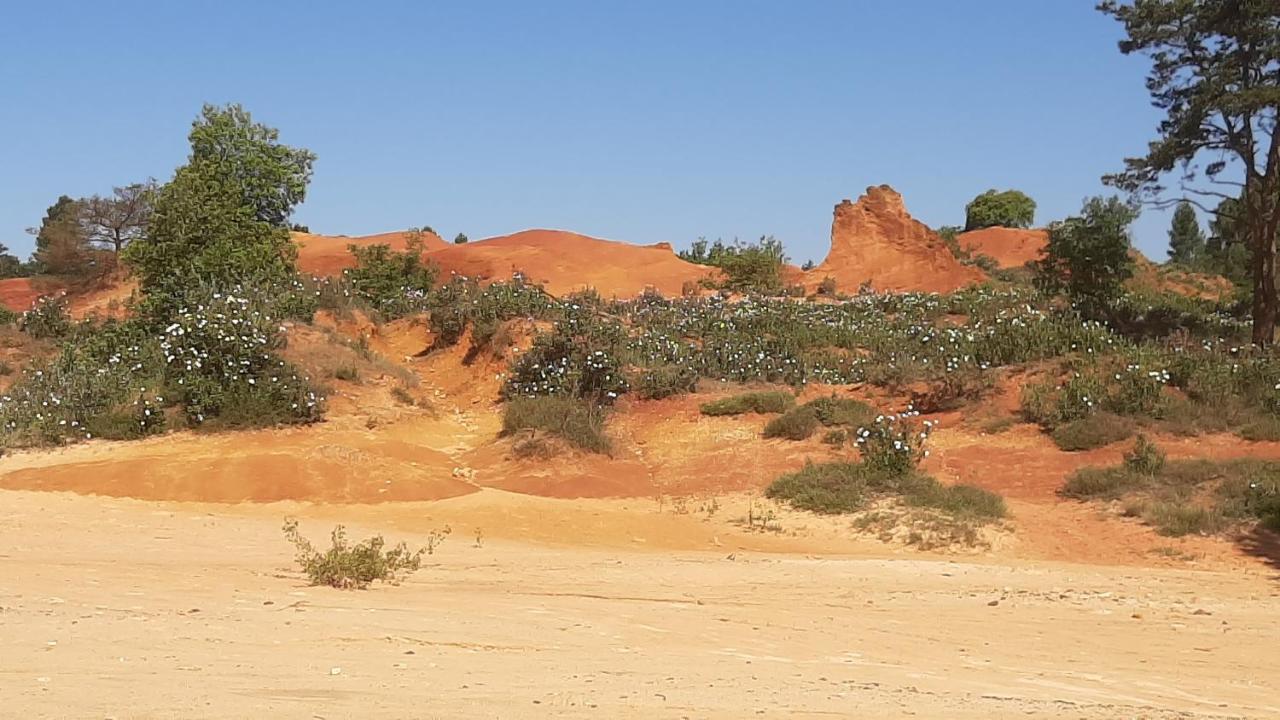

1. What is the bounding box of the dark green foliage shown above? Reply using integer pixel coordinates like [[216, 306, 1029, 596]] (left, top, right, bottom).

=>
[[964, 189, 1036, 231], [345, 239, 436, 319], [501, 396, 611, 454], [699, 390, 794, 416], [1050, 413, 1135, 451], [1166, 202, 1205, 266], [454, 233, 468, 244], [763, 406, 820, 440], [504, 322, 629, 403], [125, 104, 314, 319], [282, 518, 444, 590], [0, 243, 30, 279], [1060, 466, 1144, 500], [680, 236, 788, 294], [767, 460, 1005, 520], [1035, 196, 1138, 319]]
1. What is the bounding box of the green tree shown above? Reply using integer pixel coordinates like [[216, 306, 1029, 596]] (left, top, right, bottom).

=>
[[27, 195, 95, 276], [1098, 0, 1280, 344], [964, 190, 1036, 231], [0, 243, 28, 279], [454, 233, 468, 244], [1167, 201, 1205, 265], [125, 104, 315, 315], [1205, 196, 1253, 286], [1035, 196, 1138, 319]]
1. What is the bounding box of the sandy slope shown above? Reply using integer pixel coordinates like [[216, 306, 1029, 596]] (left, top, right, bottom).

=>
[[2, 488, 1277, 720]]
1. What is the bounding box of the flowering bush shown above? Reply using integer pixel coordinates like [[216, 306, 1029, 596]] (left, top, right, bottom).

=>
[[162, 286, 323, 426], [854, 411, 934, 476], [20, 296, 72, 339]]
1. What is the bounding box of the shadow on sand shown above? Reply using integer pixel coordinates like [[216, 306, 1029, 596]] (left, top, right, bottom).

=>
[[1237, 526, 1280, 577]]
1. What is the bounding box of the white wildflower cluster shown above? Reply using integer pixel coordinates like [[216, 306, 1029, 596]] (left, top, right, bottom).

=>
[[854, 408, 934, 475]]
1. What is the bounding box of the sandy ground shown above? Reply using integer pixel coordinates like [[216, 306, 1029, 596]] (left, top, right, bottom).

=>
[[3, 320, 1280, 718], [2, 488, 1277, 719]]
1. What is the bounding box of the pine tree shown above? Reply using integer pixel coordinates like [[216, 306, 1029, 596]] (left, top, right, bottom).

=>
[[1166, 202, 1205, 266]]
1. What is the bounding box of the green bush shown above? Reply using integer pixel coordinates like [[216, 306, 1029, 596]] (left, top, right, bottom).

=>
[[501, 396, 611, 454], [763, 406, 820, 440], [766, 460, 1004, 520], [345, 239, 436, 319], [20, 297, 72, 339], [964, 189, 1036, 231], [1123, 434, 1165, 475], [804, 395, 875, 428], [282, 518, 446, 590], [1060, 466, 1146, 499], [634, 365, 698, 400], [700, 390, 794, 416], [1050, 413, 1134, 451], [853, 413, 933, 475]]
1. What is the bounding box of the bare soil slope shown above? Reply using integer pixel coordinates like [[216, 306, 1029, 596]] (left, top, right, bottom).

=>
[[958, 226, 1047, 269], [426, 229, 711, 297], [807, 186, 986, 293], [295, 229, 450, 275]]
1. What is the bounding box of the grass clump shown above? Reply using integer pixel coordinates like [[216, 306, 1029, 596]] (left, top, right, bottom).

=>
[[1061, 449, 1280, 535], [1049, 413, 1134, 451], [803, 394, 875, 428], [282, 518, 447, 590], [700, 390, 794, 416], [763, 405, 820, 440], [766, 461, 1004, 521], [502, 395, 611, 454]]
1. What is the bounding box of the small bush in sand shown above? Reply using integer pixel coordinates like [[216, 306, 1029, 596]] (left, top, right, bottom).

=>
[[1049, 413, 1134, 451], [699, 390, 794, 416], [763, 405, 820, 440], [282, 518, 447, 590]]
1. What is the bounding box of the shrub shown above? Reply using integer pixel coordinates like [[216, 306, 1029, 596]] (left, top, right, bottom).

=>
[[20, 297, 72, 339], [1123, 434, 1166, 475], [391, 386, 415, 405], [1060, 466, 1146, 499], [804, 395, 875, 428], [699, 390, 794, 416], [503, 323, 629, 403], [1142, 502, 1226, 537], [766, 460, 1004, 520], [817, 276, 838, 296], [501, 396, 611, 454], [1238, 415, 1280, 442], [512, 434, 558, 460], [333, 364, 359, 382], [282, 518, 445, 590], [344, 240, 436, 319], [763, 406, 820, 440], [853, 412, 933, 475], [906, 483, 1007, 520], [634, 365, 698, 400], [162, 287, 324, 428], [1050, 413, 1134, 451]]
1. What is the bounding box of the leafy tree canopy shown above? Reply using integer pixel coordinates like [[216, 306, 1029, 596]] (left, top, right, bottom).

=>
[[1035, 196, 1139, 318], [964, 190, 1036, 231]]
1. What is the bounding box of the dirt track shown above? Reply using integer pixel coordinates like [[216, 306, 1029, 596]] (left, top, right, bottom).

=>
[[2, 488, 1277, 719]]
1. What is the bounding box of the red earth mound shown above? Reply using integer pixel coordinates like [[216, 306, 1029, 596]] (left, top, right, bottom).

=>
[[295, 229, 449, 275], [0, 278, 49, 313], [957, 226, 1047, 269], [806, 185, 986, 293], [426, 229, 712, 297]]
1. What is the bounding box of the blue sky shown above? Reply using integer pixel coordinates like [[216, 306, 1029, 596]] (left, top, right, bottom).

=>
[[1, 1, 1182, 264]]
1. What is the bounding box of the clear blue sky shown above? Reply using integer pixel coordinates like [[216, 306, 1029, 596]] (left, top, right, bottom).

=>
[[1, 1, 1182, 264]]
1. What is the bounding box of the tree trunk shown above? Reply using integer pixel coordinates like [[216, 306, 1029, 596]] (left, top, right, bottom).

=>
[[1250, 181, 1280, 346]]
